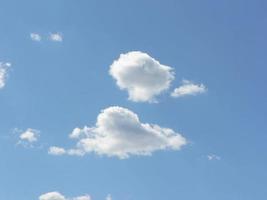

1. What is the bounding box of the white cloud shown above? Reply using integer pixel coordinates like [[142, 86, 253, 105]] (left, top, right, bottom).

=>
[[50, 106, 187, 159], [72, 195, 91, 200], [207, 154, 221, 161], [48, 146, 66, 155], [109, 51, 175, 102], [19, 128, 39, 143], [69, 127, 91, 139], [171, 80, 207, 98], [39, 192, 91, 200], [30, 33, 41, 41], [49, 33, 63, 42], [39, 192, 65, 200], [0, 62, 11, 89], [48, 146, 85, 156]]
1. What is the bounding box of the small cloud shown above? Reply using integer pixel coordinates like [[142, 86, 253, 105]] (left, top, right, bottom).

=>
[[49, 33, 63, 42], [19, 128, 39, 143], [39, 192, 65, 200], [0, 62, 11, 89], [72, 195, 91, 200], [14, 128, 40, 147], [49, 106, 187, 159], [171, 80, 207, 98], [48, 146, 85, 156], [109, 51, 175, 103], [39, 192, 91, 200], [48, 146, 66, 156], [207, 154, 221, 161], [30, 33, 42, 41]]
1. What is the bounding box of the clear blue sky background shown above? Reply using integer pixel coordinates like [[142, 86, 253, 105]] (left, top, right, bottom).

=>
[[0, 0, 267, 199]]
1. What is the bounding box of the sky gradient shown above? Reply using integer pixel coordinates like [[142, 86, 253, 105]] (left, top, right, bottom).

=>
[[0, 0, 267, 200]]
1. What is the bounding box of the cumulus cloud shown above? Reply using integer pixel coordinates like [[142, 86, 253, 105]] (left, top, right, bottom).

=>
[[48, 146, 66, 155], [49, 106, 187, 159], [30, 33, 41, 41], [49, 33, 63, 42], [39, 192, 65, 200], [109, 51, 175, 102], [13, 128, 41, 148], [0, 62, 11, 89], [19, 128, 39, 143], [171, 80, 207, 98], [39, 192, 91, 200]]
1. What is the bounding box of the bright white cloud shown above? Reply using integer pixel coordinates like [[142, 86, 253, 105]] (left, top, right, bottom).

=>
[[39, 192, 65, 200], [39, 192, 91, 200], [0, 62, 11, 89], [49, 33, 63, 42], [207, 154, 221, 161], [19, 128, 39, 143], [30, 33, 41, 41], [109, 51, 175, 102], [50, 106, 187, 159], [171, 80, 207, 98], [48, 146, 66, 155]]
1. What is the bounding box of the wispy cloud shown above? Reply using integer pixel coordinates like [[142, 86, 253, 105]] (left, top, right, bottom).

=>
[[171, 80, 207, 98], [72, 195, 91, 200], [207, 154, 221, 161], [30, 33, 42, 41], [0, 62, 11, 89], [49, 33, 63, 42]]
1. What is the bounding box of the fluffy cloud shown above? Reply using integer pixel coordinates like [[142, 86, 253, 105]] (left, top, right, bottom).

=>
[[39, 192, 65, 200], [105, 194, 112, 200], [30, 33, 41, 41], [49, 33, 63, 42], [171, 80, 207, 97], [0, 62, 11, 89], [109, 51, 175, 102], [49, 106, 187, 159], [39, 192, 91, 200], [19, 128, 39, 143]]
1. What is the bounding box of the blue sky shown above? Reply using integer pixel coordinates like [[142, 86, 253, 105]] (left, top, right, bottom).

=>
[[0, 0, 267, 199]]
